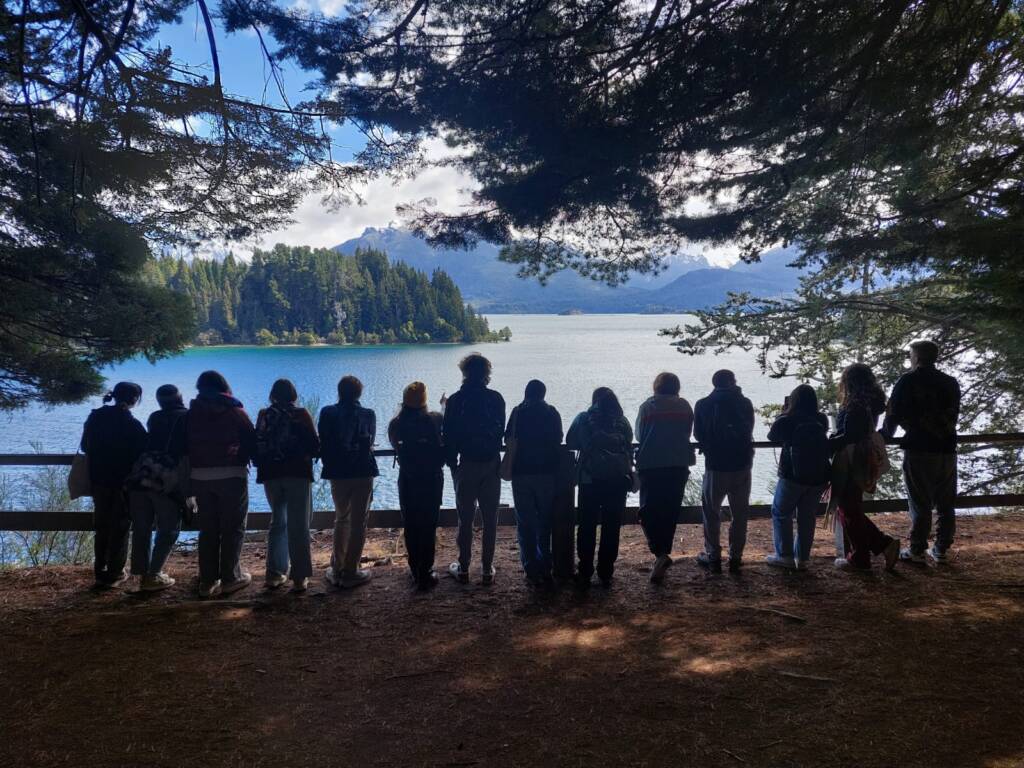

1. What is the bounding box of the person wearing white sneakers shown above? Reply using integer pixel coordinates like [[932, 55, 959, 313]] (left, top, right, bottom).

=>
[[765, 385, 831, 572], [882, 340, 961, 566], [634, 373, 695, 584]]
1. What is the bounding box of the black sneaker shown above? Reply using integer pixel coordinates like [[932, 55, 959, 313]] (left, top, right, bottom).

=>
[[447, 562, 469, 584], [574, 573, 592, 591], [417, 571, 439, 591], [599, 576, 613, 589], [728, 558, 742, 574], [697, 552, 722, 574]]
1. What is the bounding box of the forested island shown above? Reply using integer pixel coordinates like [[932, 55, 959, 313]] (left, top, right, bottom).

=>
[[152, 245, 511, 346]]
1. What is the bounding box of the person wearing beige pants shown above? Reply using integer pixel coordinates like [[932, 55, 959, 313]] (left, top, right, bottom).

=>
[[318, 375, 379, 589]]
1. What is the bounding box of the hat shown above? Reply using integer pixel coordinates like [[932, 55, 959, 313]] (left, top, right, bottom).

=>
[[403, 381, 428, 409]]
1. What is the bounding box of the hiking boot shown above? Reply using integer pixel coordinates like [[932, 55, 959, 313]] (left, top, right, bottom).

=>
[[794, 560, 809, 572], [265, 572, 288, 589], [291, 577, 310, 593], [696, 552, 722, 574], [728, 558, 742, 574], [884, 539, 900, 572], [765, 554, 795, 569], [198, 580, 222, 598], [341, 569, 372, 589], [482, 566, 496, 586], [323, 568, 341, 588], [448, 562, 469, 584], [140, 572, 175, 592], [650, 555, 673, 584], [927, 546, 949, 564], [900, 548, 926, 564], [221, 572, 252, 595]]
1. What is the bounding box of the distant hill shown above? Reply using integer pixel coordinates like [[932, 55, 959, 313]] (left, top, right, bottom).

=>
[[336, 227, 804, 313]]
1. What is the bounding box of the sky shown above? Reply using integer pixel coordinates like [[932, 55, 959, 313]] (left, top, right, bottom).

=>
[[155, 6, 739, 267]]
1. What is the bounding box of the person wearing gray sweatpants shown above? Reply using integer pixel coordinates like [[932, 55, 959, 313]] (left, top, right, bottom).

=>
[[693, 370, 755, 574]]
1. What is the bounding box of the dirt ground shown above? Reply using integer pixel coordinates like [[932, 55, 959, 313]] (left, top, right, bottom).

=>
[[2, 512, 1023, 768]]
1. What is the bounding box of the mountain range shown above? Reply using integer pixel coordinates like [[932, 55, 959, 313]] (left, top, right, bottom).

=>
[[336, 227, 804, 313]]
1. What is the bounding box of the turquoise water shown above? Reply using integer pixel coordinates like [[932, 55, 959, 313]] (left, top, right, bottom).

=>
[[2, 315, 797, 507]]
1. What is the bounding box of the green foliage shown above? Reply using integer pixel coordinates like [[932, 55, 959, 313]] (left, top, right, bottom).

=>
[[157, 246, 502, 345]]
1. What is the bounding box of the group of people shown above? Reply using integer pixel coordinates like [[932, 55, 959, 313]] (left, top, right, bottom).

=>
[[78, 340, 961, 596]]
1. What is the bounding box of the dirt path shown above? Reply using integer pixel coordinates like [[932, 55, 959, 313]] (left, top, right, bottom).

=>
[[2, 512, 1023, 768]]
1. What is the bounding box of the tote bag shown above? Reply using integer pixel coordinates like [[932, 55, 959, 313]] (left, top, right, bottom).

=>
[[68, 452, 91, 500]]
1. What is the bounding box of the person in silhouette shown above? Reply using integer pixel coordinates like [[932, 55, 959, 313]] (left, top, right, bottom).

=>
[[319, 375, 378, 589], [81, 381, 147, 589], [442, 353, 506, 585], [566, 387, 634, 589], [505, 379, 563, 588], [693, 370, 755, 574], [254, 379, 320, 593], [830, 363, 900, 571], [187, 370, 256, 598], [882, 340, 961, 564], [634, 372, 695, 584], [389, 382, 446, 590]]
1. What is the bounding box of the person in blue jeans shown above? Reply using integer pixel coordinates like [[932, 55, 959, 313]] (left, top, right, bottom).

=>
[[765, 384, 831, 571], [505, 379, 563, 588]]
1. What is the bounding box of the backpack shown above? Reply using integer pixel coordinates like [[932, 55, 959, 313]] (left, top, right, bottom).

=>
[[256, 406, 304, 464], [785, 418, 831, 485], [396, 413, 444, 478], [127, 414, 184, 495], [705, 399, 751, 463], [583, 416, 632, 482], [456, 389, 504, 459]]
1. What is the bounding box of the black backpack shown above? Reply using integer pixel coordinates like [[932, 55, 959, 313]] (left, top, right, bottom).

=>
[[786, 418, 831, 485], [705, 399, 751, 464], [583, 416, 632, 482], [456, 390, 503, 458], [256, 405, 304, 464], [396, 413, 444, 478], [127, 413, 184, 495]]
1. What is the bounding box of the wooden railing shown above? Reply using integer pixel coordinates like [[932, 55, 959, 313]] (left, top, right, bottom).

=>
[[1, 434, 1022, 531]]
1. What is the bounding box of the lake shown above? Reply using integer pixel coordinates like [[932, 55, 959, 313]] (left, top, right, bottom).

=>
[[1, 314, 800, 508]]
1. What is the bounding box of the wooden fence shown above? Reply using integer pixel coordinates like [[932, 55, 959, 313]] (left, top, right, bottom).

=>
[[1, 434, 1022, 531]]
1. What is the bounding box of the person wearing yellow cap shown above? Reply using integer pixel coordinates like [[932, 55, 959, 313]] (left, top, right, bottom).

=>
[[388, 382, 446, 590]]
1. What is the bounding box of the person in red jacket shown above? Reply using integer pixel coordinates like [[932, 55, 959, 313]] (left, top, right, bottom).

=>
[[187, 370, 256, 598]]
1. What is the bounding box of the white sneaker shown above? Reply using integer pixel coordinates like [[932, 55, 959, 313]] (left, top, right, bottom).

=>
[[794, 560, 809, 572], [834, 557, 852, 569], [765, 554, 796, 569], [265, 572, 288, 589], [291, 577, 310, 592], [140, 572, 175, 592], [650, 555, 673, 583], [927, 546, 949, 564], [221, 572, 252, 595], [482, 566, 496, 586], [341, 569, 372, 588], [900, 547, 926, 564], [324, 568, 341, 587], [198, 580, 222, 598]]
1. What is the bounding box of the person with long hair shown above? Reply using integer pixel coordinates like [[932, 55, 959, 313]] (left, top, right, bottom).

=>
[[566, 387, 634, 589], [634, 372, 695, 584], [255, 378, 320, 592], [319, 375, 378, 589], [831, 364, 900, 571], [765, 384, 831, 570], [80, 382, 147, 589], [187, 370, 256, 598], [389, 382, 446, 590]]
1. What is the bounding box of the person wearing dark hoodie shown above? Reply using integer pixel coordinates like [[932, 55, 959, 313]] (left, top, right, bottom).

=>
[[81, 382, 147, 589], [634, 372, 695, 584], [566, 387, 634, 589], [255, 379, 320, 593], [128, 384, 188, 591], [389, 382, 446, 590], [881, 340, 961, 564], [505, 379, 563, 588], [765, 384, 831, 571], [442, 353, 506, 585], [830, 363, 900, 571], [693, 370, 755, 574], [319, 375, 378, 589], [187, 370, 256, 598]]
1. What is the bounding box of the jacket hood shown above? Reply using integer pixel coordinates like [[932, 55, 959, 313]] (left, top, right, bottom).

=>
[[709, 385, 744, 401], [190, 393, 243, 413]]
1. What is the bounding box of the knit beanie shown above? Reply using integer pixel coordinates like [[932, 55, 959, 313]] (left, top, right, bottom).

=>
[[402, 381, 428, 409]]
